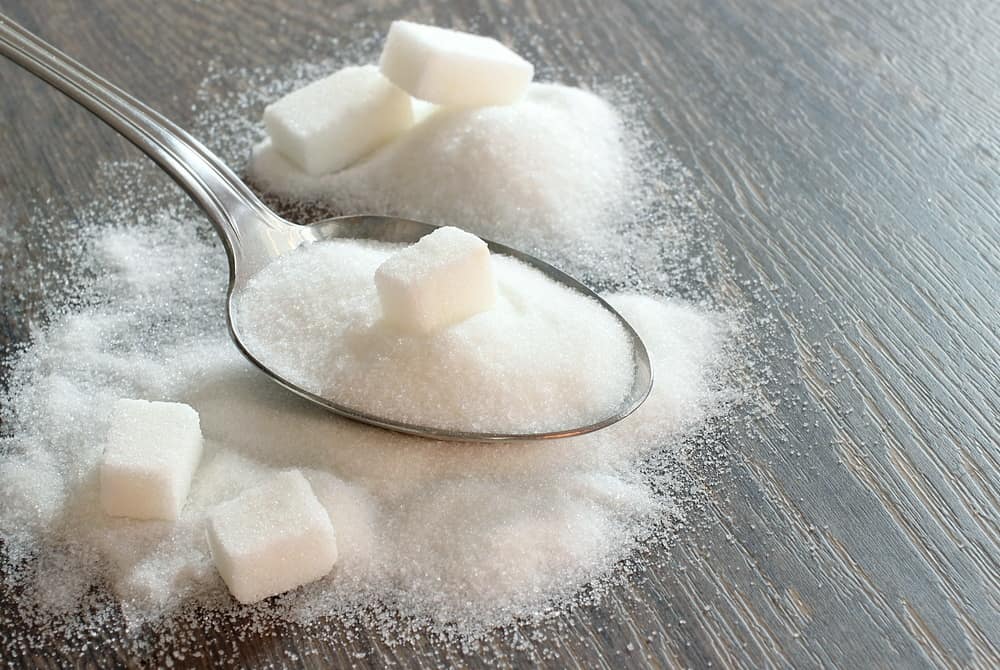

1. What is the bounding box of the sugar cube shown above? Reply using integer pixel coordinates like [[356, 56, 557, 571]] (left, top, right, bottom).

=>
[[206, 469, 338, 604], [379, 21, 534, 107], [263, 65, 413, 176], [100, 399, 203, 521], [375, 226, 497, 334]]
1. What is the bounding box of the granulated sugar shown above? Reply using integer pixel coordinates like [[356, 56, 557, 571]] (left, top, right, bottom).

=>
[[250, 83, 629, 253], [0, 224, 730, 632], [234, 239, 634, 433], [0, 34, 742, 661]]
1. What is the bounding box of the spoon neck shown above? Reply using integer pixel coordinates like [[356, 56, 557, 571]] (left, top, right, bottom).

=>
[[0, 13, 283, 275]]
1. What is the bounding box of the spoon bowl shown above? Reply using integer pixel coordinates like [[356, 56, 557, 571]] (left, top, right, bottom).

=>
[[0, 14, 652, 441], [228, 213, 653, 441]]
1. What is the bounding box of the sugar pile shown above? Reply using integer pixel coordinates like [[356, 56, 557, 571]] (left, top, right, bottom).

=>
[[0, 226, 729, 632], [250, 83, 629, 254], [0, 37, 740, 658], [234, 239, 634, 433]]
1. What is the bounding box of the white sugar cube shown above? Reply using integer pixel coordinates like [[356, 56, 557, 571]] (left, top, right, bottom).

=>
[[100, 399, 203, 521], [263, 65, 413, 176], [375, 226, 497, 334], [206, 469, 338, 604], [379, 21, 534, 107]]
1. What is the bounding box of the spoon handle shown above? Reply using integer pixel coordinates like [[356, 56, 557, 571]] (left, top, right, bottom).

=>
[[0, 13, 276, 270]]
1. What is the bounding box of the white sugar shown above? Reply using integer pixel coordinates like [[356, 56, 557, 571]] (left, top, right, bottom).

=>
[[249, 83, 630, 252], [234, 238, 634, 433], [263, 65, 413, 176], [206, 469, 338, 604], [375, 227, 497, 335], [0, 32, 743, 659], [379, 21, 534, 106], [1, 257, 733, 638], [100, 399, 203, 521]]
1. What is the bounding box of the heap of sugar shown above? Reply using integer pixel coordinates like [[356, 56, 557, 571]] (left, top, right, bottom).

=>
[[233, 237, 634, 433], [263, 64, 413, 176], [379, 21, 534, 106], [0, 222, 731, 637], [0, 28, 741, 660], [250, 83, 630, 251], [100, 399, 203, 520], [206, 469, 338, 604], [375, 226, 497, 335]]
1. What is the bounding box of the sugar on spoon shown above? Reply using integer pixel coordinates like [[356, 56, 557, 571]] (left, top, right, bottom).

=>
[[0, 14, 651, 441]]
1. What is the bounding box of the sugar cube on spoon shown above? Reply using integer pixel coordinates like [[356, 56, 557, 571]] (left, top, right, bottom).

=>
[[375, 226, 497, 334]]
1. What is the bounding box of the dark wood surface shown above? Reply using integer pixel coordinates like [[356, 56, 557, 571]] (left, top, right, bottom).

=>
[[2, 0, 998, 668]]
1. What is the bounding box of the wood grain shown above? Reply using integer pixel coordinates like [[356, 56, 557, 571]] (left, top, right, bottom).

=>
[[1, 0, 998, 667]]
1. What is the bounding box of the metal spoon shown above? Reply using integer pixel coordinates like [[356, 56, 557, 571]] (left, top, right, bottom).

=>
[[0, 14, 652, 441]]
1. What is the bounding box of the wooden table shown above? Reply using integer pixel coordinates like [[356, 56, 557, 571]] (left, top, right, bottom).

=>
[[2, 1, 998, 667]]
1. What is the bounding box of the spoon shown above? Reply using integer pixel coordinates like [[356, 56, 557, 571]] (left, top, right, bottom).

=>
[[0, 14, 652, 441]]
